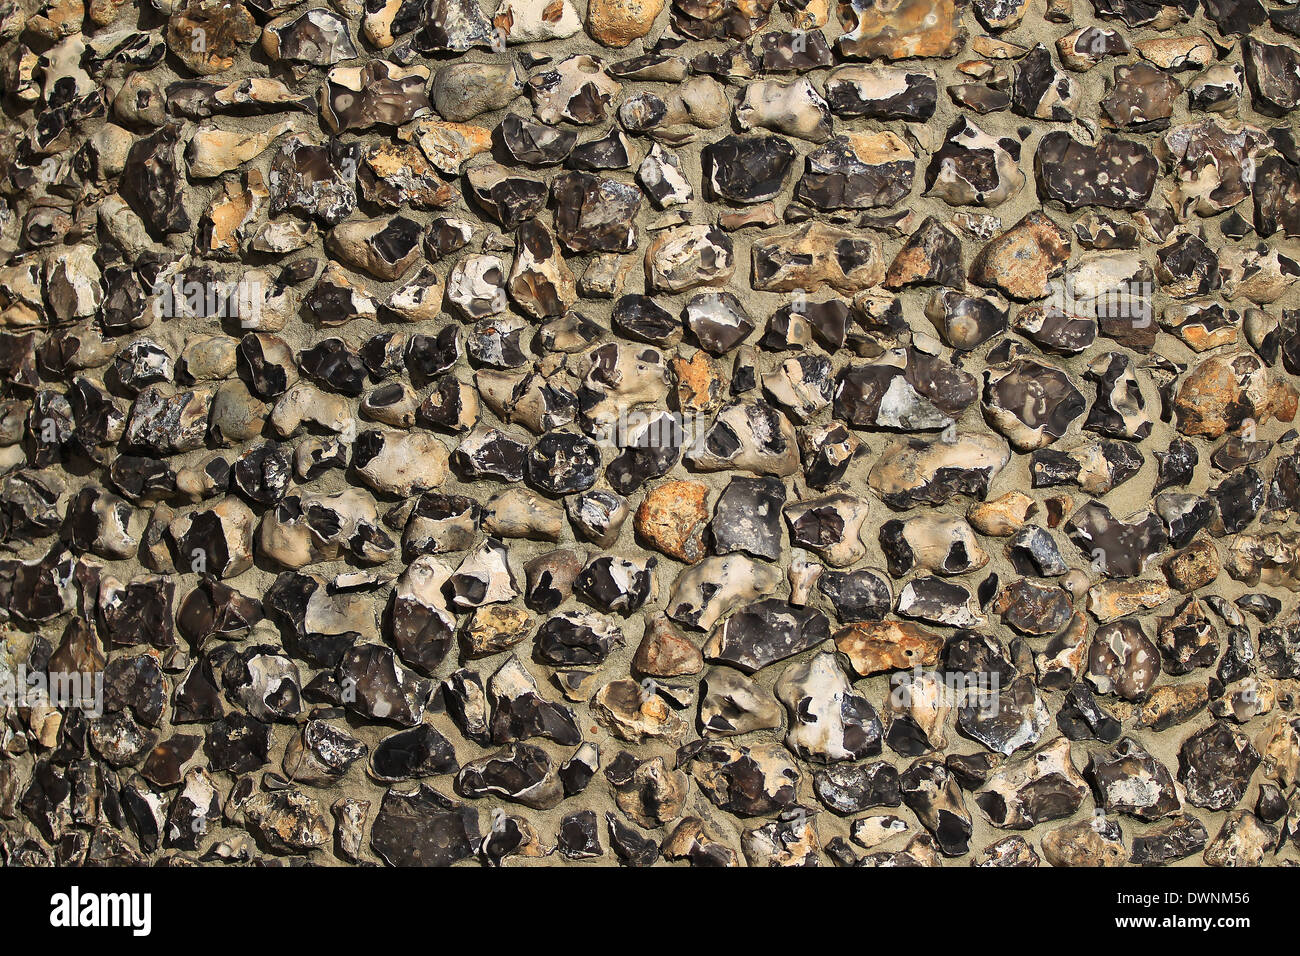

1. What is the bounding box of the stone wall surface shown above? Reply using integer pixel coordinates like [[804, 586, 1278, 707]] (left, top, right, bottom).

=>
[[0, 0, 1299, 867]]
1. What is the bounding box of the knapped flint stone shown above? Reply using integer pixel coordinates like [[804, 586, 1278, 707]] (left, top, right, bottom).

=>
[[638, 144, 692, 208], [369, 724, 459, 783], [834, 348, 977, 431], [327, 215, 424, 282], [320, 61, 432, 134], [898, 576, 982, 627], [710, 476, 786, 560], [1155, 595, 1219, 675], [455, 428, 528, 484], [970, 210, 1072, 302], [735, 76, 832, 142], [1057, 682, 1122, 742], [1172, 352, 1295, 439], [886, 218, 965, 290], [1204, 810, 1277, 866], [1130, 815, 1209, 866], [162, 768, 222, 850], [567, 490, 630, 547], [204, 712, 272, 774], [825, 66, 937, 120], [926, 116, 1024, 207], [567, 129, 633, 174], [776, 651, 882, 762], [1210, 467, 1266, 534], [1100, 63, 1181, 132], [125, 385, 214, 456], [499, 113, 578, 166], [1041, 814, 1127, 867], [974, 737, 1086, 829], [337, 644, 430, 727], [800, 423, 861, 489], [1065, 501, 1169, 579], [535, 613, 621, 665], [785, 493, 872, 568], [526, 431, 601, 496], [879, 513, 988, 577], [590, 677, 689, 742], [704, 598, 830, 673], [982, 357, 1086, 451], [1085, 352, 1151, 440], [685, 400, 799, 476], [796, 132, 916, 211], [834, 620, 944, 677], [1006, 526, 1068, 578], [1029, 439, 1144, 495], [819, 569, 892, 623], [555, 809, 602, 859], [899, 758, 972, 857], [263, 8, 357, 65], [121, 124, 191, 236], [1035, 131, 1159, 211], [1244, 38, 1300, 115], [1088, 736, 1182, 820], [750, 221, 885, 293], [1257, 615, 1300, 679], [679, 740, 800, 817], [1161, 120, 1269, 219], [282, 718, 367, 786], [489, 655, 581, 745], [553, 171, 641, 253], [646, 224, 736, 293], [958, 675, 1049, 756], [684, 292, 755, 355], [1178, 721, 1261, 810], [456, 742, 564, 810], [703, 134, 796, 204], [972, 835, 1041, 867], [1011, 43, 1078, 121], [1156, 233, 1221, 300], [1087, 619, 1161, 701], [699, 667, 782, 736], [814, 761, 901, 816], [467, 165, 548, 231], [520, 550, 582, 616], [836, 0, 965, 60], [868, 432, 1010, 509], [370, 784, 479, 867]]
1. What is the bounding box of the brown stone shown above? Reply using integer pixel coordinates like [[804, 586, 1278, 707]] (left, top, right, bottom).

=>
[[588, 0, 664, 46], [969, 210, 1071, 300], [837, 0, 966, 60], [1162, 537, 1220, 592], [834, 620, 944, 676], [633, 613, 704, 676], [1173, 353, 1297, 438], [635, 480, 710, 563]]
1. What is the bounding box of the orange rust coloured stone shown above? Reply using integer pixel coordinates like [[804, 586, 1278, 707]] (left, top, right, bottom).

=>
[[834, 620, 944, 675], [635, 480, 710, 562], [671, 350, 724, 413], [633, 613, 704, 676], [969, 210, 1071, 300], [588, 0, 665, 47], [1172, 352, 1298, 438], [836, 0, 966, 61], [167, 0, 259, 76]]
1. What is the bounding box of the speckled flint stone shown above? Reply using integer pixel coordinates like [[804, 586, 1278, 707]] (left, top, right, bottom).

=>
[[3, 0, 1300, 872]]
